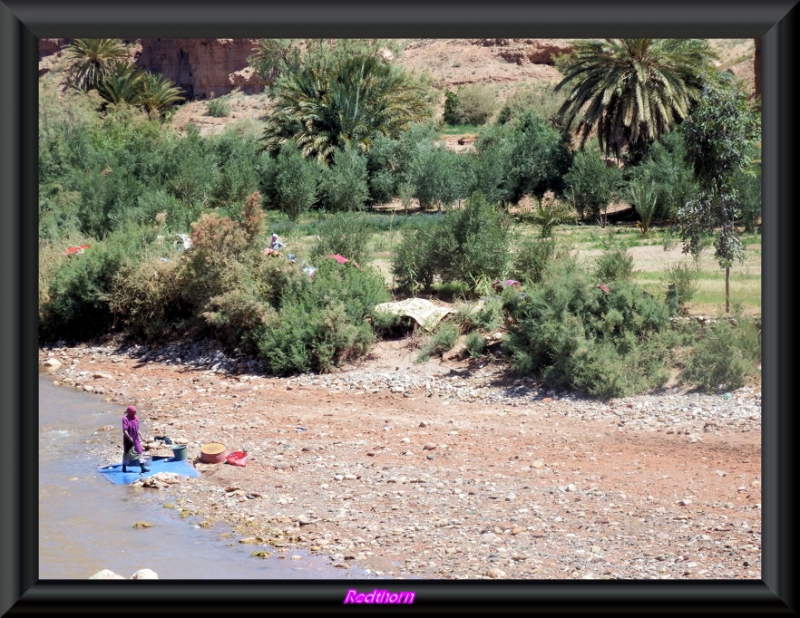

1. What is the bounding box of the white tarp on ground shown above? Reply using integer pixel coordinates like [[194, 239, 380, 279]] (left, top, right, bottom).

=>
[[374, 298, 455, 331]]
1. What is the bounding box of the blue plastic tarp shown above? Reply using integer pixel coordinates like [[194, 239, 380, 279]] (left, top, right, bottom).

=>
[[97, 455, 201, 485]]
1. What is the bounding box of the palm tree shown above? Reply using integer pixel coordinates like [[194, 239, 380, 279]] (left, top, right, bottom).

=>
[[261, 52, 431, 164], [95, 59, 145, 107], [554, 38, 716, 164], [134, 72, 185, 118], [62, 38, 128, 92]]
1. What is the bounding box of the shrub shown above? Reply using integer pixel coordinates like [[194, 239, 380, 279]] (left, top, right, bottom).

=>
[[254, 258, 390, 375], [319, 146, 370, 212], [417, 322, 459, 362], [435, 191, 512, 291], [309, 212, 373, 266], [390, 220, 440, 293], [496, 83, 566, 125], [464, 331, 487, 358], [731, 162, 761, 232], [466, 296, 505, 331], [206, 98, 231, 118], [680, 318, 760, 392], [524, 192, 576, 238], [512, 236, 558, 284], [391, 193, 511, 294], [664, 261, 700, 309], [503, 110, 573, 203], [624, 177, 659, 237], [501, 263, 671, 398], [442, 85, 496, 126], [40, 225, 155, 341], [563, 149, 622, 222], [409, 141, 467, 211], [259, 140, 320, 222], [594, 245, 634, 283], [108, 255, 190, 340]]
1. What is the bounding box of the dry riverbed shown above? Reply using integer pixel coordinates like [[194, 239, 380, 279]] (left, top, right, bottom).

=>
[[40, 336, 761, 580]]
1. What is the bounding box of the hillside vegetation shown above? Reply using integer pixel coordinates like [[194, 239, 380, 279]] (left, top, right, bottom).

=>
[[38, 38, 761, 399]]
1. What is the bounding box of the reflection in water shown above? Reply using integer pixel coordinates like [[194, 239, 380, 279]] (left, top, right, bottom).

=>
[[39, 374, 377, 580]]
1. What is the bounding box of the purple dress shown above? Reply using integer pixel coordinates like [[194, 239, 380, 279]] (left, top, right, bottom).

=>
[[122, 416, 142, 460]]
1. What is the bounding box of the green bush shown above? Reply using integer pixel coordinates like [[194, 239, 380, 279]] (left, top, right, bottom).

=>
[[501, 263, 671, 398], [496, 83, 566, 126], [409, 141, 468, 211], [40, 225, 156, 341], [664, 261, 700, 308], [680, 318, 760, 392], [434, 191, 512, 291], [391, 192, 511, 294], [624, 178, 659, 237], [309, 212, 374, 266], [473, 296, 505, 331], [563, 149, 622, 222], [390, 218, 441, 293], [731, 162, 761, 233], [319, 146, 370, 212], [464, 331, 487, 358], [512, 236, 559, 284], [108, 255, 190, 340], [417, 322, 459, 362], [259, 140, 320, 222], [594, 246, 634, 283], [206, 98, 231, 118], [442, 85, 496, 126], [254, 258, 390, 375]]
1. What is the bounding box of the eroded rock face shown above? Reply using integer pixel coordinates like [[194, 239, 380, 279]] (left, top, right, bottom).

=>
[[38, 38, 267, 99], [472, 38, 574, 65], [133, 38, 267, 99]]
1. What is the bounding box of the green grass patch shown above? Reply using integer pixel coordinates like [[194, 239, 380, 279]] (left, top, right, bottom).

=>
[[438, 125, 480, 136]]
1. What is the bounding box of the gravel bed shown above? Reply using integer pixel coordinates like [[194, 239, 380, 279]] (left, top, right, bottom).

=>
[[40, 339, 763, 580]]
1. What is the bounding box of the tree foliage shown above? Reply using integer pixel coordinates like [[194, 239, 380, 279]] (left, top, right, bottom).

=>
[[259, 140, 320, 221], [678, 77, 761, 311], [555, 38, 716, 164], [260, 41, 432, 164], [63, 38, 128, 92], [563, 148, 622, 222]]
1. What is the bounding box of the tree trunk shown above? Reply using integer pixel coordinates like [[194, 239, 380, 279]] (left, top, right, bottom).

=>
[[725, 265, 730, 314]]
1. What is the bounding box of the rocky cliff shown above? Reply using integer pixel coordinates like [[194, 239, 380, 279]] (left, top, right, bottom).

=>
[[38, 37, 267, 99], [131, 38, 266, 99]]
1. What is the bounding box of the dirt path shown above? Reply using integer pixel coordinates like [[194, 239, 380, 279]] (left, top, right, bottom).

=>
[[41, 338, 761, 579]]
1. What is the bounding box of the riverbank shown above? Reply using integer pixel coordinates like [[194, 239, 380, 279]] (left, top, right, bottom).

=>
[[39, 335, 761, 579]]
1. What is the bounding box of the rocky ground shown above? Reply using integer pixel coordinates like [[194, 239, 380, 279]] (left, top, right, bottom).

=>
[[40, 334, 761, 580]]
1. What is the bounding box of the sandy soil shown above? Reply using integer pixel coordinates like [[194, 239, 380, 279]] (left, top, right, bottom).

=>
[[40, 336, 761, 580]]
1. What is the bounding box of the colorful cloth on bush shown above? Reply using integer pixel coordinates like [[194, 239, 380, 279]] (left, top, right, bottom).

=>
[[64, 244, 90, 255], [328, 254, 361, 269]]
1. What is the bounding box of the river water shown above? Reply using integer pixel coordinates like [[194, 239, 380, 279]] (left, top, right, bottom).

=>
[[39, 373, 378, 580]]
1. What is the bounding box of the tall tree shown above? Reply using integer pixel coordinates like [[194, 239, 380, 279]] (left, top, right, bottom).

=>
[[261, 42, 432, 164], [63, 38, 128, 92], [554, 38, 716, 164], [678, 77, 760, 313]]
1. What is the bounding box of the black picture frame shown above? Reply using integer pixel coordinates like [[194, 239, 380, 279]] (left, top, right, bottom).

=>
[[2, 1, 795, 614]]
